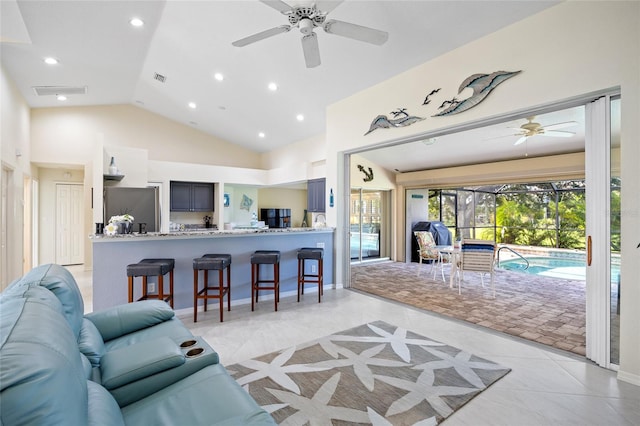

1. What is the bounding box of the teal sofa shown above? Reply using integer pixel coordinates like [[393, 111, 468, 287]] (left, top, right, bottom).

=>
[[0, 264, 275, 425]]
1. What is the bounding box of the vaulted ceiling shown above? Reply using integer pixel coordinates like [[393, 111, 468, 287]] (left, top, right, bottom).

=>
[[2, 0, 560, 161]]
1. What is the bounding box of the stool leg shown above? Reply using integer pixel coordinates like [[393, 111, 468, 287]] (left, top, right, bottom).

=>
[[193, 269, 198, 323], [158, 274, 164, 304], [142, 276, 148, 298], [169, 269, 174, 308], [301, 259, 305, 295], [318, 258, 323, 303], [251, 264, 256, 311], [218, 269, 224, 322], [128, 276, 134, 303], [274, 262, 280, 311], [203, 270, 209, 312], [226, 265, 231, 312], [297, 258, 302, 302]]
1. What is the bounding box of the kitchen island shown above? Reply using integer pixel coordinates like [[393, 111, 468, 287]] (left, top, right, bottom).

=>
[[91, 228, 334, 312]]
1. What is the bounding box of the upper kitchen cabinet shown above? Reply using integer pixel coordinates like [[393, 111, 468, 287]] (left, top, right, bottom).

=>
[[307, 178, 326, 212], [170, 181, 214, 212]]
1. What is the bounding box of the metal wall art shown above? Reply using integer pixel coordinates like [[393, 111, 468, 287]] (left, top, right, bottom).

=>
[[432, 70, 521, 116], [364, 69, 521, 135], [364, 108, 425, 135], [357, 164, 374, 182]]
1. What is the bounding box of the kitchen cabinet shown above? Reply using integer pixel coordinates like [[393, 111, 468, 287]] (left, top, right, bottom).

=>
[[170, 181, 214, 212], [307, 178, 326, 212]]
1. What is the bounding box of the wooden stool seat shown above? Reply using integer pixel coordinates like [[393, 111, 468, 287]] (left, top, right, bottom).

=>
[[193, 254, 232, 322], [297, 248, 324, 303], [251, 250, 280, 312], [127, 258, 175, 308]]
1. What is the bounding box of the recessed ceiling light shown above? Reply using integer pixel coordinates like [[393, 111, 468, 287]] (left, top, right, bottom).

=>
[[296, 114, 304, 122], [57, 95, 67, 101], [268, 82, 278, 91], [188, 102, 197, 109], [258, 132, 265, 138], [129, 18, 144, 27], [214, 73, 224, 81], [44, 57, 58, 65]]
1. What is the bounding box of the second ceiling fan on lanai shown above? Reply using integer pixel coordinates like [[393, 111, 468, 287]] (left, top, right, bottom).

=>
[[232, 0, 389, 68]]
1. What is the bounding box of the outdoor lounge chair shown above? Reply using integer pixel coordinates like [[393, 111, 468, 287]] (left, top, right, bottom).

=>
[[414, 231, 444, 281], [456, 239, 497, 297]]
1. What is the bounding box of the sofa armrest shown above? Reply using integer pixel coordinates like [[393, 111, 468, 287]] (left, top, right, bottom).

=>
[[100, 337, 184, 390], [85, 300, 175, 342]]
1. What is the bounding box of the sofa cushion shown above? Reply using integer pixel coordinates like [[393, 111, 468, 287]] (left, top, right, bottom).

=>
[[102, 317, 194, 352], [87, 381, 125, 426], [79, 318, 106, 367], [0, 296, 88, 425], [100, 337, 185, 390], [85, 300, 175, 342], [121, 364, 276, 425], [11, 263, 84, 338]]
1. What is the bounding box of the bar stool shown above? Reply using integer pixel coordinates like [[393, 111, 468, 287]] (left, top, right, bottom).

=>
[[126, 258, 175, 308], [297, 248, 324, 303], [250, 250, 281, 312], [192, 254, 232, 322]]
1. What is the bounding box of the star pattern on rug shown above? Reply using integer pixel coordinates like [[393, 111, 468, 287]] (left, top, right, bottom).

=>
[[236, 345, 330, 394], [267, 373, 371, 425], [375, 367, 478, 417], [310, 343, 408, 391], [415, 346, 509, 389], [328, 323, 445, 362], [229, 321, 511, 425]]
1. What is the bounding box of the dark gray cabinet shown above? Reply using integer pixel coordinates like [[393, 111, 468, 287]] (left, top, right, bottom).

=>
[[170, 181, 214, 212], [307, 178, 326, 212]]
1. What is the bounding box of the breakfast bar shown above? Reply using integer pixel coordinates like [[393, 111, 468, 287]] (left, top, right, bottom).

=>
[[91, 228, 334, 312]]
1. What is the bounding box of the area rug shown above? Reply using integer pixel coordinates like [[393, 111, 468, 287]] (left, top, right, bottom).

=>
[[227, 321, 510, 425]]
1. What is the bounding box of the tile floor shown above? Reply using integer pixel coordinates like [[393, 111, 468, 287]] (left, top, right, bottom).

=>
[[69, 265, 640, 425]]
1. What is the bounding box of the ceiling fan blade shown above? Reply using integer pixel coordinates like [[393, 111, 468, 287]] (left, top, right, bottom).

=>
[[301, 33, 321, 68], [259, 0, 292, 14], [315, 1, 343, 14], [543, 130, 575, 138], [542, 121, 578, 131], [514, 136, 528, 146], [323, 19, 388, 45], [232, 25, 291, 47]]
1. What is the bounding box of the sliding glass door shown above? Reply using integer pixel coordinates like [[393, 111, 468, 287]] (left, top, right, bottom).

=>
[[350, 189, 390, 262]]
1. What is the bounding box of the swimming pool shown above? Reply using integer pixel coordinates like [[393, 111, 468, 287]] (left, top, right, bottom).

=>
[[499, 256, 587, 280]]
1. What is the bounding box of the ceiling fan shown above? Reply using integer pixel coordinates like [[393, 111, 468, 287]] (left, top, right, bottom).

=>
[[510, 116, 577, 145], [231, 0, 389, 68]]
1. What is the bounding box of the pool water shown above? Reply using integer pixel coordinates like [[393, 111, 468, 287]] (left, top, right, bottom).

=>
[[499, 256, 587, 280]]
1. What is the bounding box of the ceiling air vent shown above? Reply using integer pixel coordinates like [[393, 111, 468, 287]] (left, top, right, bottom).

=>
[[32, 86, 87, 96], [153, 72, 166, 83]]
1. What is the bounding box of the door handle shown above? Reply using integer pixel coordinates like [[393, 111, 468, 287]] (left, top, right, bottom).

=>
[[587, 235, 592, 266]]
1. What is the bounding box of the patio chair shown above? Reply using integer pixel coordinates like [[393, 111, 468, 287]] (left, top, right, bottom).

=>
[[455, 239, 497, 297], [414, 231, 444, 281]]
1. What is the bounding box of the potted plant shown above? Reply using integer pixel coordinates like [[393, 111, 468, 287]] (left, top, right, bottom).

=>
[[109, 214, 134, 234]]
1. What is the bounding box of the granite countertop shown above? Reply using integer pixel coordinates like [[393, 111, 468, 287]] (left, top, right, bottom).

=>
[[90, 227, 334, 241]]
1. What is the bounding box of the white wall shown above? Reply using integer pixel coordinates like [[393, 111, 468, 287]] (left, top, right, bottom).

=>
[[0, 65, 30, 286], [325, 2, 640, 384], [30, 105, 262, 169]]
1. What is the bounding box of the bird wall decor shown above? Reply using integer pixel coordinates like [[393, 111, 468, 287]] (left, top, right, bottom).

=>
[[432, 70, 521, 116], [364, 108, 425, 135], [357, 165, 374, 182]]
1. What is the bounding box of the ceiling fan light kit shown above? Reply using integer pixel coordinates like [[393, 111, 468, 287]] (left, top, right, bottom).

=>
[[232, 0, 389, 68]]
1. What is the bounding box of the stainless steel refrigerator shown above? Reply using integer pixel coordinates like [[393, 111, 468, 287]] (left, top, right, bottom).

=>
[[104, 187, 160, 232]]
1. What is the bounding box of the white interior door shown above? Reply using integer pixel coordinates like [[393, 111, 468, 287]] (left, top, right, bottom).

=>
[[56, 184, 84, 265]]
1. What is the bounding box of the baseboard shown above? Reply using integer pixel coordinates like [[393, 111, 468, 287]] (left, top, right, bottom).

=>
[[174, 284, 336, 317], [617, 370, 640, 386]]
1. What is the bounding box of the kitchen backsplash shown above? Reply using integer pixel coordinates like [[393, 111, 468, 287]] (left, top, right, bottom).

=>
[[170, 211, 214, 225]]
